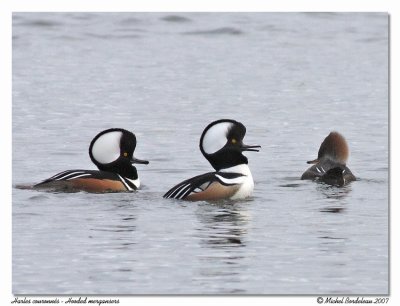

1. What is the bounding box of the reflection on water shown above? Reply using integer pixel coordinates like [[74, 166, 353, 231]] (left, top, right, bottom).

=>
[[182, 27, 244, 36], [320, 206, 345, 213], [195, 202, 249, 248], [317, 183, 352, 200], [193, 202, 250, 294], [317, 184, 352, 213], [161, 15, 192, 23], [90, 225, 136, 233]]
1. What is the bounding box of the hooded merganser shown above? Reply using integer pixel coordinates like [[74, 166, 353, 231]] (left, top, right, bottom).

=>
[[34, 128, 149, 192], [301, 131, 356, 186], [163, 119, 261, 201]]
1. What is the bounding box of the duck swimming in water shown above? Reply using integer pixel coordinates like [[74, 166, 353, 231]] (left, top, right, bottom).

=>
[[34, 128, 149, 192], [301, 131, 355, 186], [164, 119, 261, 201]]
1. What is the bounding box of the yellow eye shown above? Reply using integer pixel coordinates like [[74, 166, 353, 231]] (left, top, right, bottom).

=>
[[231, 138, 237, 144], [123, 152, 128, 157]]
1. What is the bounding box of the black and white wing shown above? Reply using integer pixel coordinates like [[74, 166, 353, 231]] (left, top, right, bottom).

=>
[[34, 169, 117, 186], [163, 171, 245, 200]]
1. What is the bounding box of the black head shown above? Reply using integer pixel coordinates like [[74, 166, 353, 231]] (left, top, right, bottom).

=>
[[199, 119, 261, 171], [88, 128, 149, 179]]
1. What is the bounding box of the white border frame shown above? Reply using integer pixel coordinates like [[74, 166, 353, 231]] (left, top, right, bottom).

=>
[[1, 1, 397, 305]]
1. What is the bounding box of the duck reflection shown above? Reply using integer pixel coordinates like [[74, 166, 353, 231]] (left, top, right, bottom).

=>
[[193, 202, 250, 293], [317, 183, 352, 213], [195, 202, 250, 248]]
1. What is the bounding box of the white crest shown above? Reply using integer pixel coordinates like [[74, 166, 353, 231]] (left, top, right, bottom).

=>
[[91, 131, 122, 164], [202, 122, 233, 154]]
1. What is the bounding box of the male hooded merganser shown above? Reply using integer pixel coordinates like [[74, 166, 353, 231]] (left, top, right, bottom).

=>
[[163, 119, 261, 201], [34, 128, 149, 192], [301, 131, 356, 186]]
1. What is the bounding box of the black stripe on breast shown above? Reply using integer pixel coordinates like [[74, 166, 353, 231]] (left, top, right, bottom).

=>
[[118, 176, 138, 191], [214, 172, 246, 186]]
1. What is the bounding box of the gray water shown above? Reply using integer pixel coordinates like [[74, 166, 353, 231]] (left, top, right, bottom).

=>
[[12, 13, 388, 295]]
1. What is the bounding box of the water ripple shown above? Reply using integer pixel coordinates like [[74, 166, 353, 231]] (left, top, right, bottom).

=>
[[20, 19, 62, 28], [161, 15, 192, 23], [182, 27, 243, 36]]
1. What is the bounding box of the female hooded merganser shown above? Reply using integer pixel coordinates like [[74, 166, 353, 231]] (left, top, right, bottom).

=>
[[301, 131, 356, 186], [163, 119, 261, 201], [34, 128, 149, 192]]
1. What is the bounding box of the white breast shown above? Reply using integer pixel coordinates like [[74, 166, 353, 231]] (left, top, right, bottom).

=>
[[220, 164, 255, 200]]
